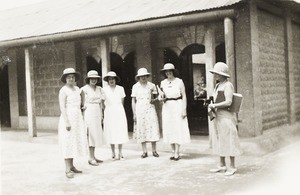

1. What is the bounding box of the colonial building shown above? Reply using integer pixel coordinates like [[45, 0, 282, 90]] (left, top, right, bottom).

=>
[[0, 0, 299, 137]]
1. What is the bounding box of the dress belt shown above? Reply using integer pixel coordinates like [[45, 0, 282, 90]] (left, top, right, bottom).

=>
[[86, 102, 100, 104], [165, 96, 182, 102]]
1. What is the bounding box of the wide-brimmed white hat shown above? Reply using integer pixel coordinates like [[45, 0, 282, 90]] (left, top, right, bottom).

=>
[[160, 63, 175, 71], [135, 68, 151, 80], [85, 70, 101, 83], [209, 62, 230, 78], [60, 68, 80, 83], [103, 71, 121, 83]]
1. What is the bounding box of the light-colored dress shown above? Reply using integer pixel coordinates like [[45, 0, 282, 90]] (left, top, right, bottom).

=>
[[58, 86, 88, 158], [160, 78, 191, 144], [212, 81, 242, 156], [81, 85, 105, 147], [102, 85, 129, 144], [131, 82, 160, 143]]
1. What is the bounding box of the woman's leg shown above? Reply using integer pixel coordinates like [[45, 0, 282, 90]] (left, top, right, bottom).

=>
[[141, 142, 148, 158], [118, 144, 124, 160], [89, 146, 95, 160], [220, 156, 226, 167], [65, 158, 74, 178], [174, 144, 180, 160], [151, 142, 159, 157], [171, 143, 175, 157], [230, 156, 235, 168], [142, 142, 147, 153], [111, 144, 116, 159]]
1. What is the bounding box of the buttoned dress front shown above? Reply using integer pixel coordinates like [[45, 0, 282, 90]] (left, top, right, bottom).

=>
[[131, 82, 160, 143], [102, 85, 129, 144], [58, 86, 88, 158], [81, 85, 105, 147], [160, 78, 191, 144]]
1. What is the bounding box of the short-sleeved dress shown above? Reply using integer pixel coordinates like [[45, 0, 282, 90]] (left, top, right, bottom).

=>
[[212, 81, 242, 156], [102, 85, 129, 144], [58, 86, 88, 158], [131, 82, 160, 143], [160, 78, 191, 144], [81, 85, 105, 147]]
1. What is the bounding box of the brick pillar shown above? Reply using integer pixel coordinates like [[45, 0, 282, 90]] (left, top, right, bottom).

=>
[[235, 2, 262, 136], [25, 48, 37, 137], [7, 49, 19, 129], [100, 38, 111, 87], [285, 13, 296, 124]]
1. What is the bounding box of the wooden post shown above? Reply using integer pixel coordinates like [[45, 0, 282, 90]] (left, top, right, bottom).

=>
[[100, 38, 110, 87], [205, 26, 216, 149], [7, 50, 20, 129], [285, 12, 296, 124], [25, 48, 37, 137], [224, 17, 236, 89]]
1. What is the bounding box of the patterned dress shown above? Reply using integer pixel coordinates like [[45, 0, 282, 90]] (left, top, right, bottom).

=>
[[212, 81, 242, 156], [81, 85, 105, 147], [160, 78, 191, 144], [131, 82, 160, 143], [102, 85, 129, 144], [58, 86, 88, 158]]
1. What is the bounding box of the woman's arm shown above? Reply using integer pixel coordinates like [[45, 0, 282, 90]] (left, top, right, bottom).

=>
[[131, 97, 136, 122], [210, 83, 233, 109], [180, 80, 187, 118], [59, 89, 71, 131]]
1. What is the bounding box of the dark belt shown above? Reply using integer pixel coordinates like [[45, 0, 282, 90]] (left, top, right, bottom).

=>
[[165, 96, 182, 102]]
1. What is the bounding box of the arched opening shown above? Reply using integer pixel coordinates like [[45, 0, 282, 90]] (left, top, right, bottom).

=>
[[0, 65, 11, 127], [110, 52, 136, 132], [179, 44, 208, 135], [86, 56, 102, 86]]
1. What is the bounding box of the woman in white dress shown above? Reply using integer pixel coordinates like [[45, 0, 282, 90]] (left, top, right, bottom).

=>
[[58, 68, 88, 179], [159, 63, 191, 161], [208, 62, 242, 176], [102, 71, 129, 160], [131, 68, 160, 158], [81, 70, 105, 166]]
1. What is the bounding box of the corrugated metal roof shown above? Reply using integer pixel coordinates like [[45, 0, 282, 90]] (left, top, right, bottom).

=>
[[0, 0, 243, 42]]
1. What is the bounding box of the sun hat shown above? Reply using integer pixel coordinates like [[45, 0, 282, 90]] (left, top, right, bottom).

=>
[[160, 63, 175, 71], [135, 68, 151, 80], [209, 62, 231, 78], [85, 70, 101, 83], [60, 68, 80, 83], [103, 71, 121, 83]]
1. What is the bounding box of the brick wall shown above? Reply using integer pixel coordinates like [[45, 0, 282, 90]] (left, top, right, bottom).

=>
[[258, 10, 288, 130], [293, 23, 300, 121], [33, 42, 76, 116]]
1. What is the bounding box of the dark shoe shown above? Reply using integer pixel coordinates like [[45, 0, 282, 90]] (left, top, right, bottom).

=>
[[152, 151, 159, 157], [65, 171, 74, 178], [170, 156, 175, 160], [88, 159, 99, 166], [141, 152, 148, 158], [173, 157, 180, 161], [95, 158, 103, 163], [70, 167, 82, 173]]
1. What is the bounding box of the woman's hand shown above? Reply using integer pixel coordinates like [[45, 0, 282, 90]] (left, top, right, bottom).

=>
[[208, 103, 215, 109], [133, 114, 137, 123], [182, 110, 187, 119], [66, 121, 71, 131]]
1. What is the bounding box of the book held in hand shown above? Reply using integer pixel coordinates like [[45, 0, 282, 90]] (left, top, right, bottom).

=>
[[215, 91, 243, 113]]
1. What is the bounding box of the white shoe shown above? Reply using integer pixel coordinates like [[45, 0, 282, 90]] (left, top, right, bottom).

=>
[[224, 168, 237, 176], [209, 166, 227, 173]]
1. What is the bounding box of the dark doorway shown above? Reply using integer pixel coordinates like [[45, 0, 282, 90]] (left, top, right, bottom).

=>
[[216, 42, 226, 63], [179, 44, 208, 135], [163, 46, 208, 135], [110, 52, 136, 132], [86, 56, 102, 86], [0, 65, 11, 127]]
